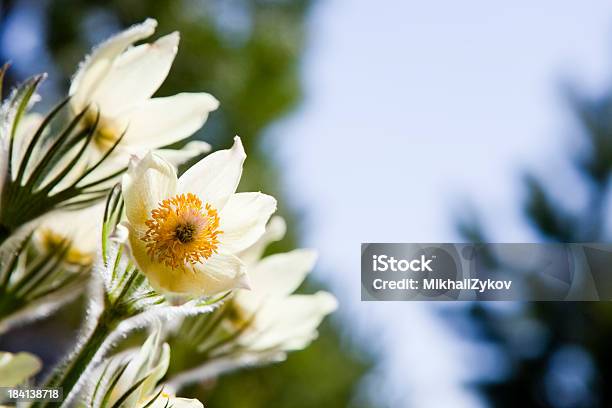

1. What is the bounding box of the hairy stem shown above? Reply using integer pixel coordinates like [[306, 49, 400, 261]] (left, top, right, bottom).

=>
[[34, 310, 119, 408]]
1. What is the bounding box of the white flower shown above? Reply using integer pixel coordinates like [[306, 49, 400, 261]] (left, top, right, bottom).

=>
[[231, 216, 337, 351], [122, 137, 277, 296], [163, 218, 337, 387], [0, 351, 41, 387], [70, 18, 218, 161], [93, 330, 202, 408]]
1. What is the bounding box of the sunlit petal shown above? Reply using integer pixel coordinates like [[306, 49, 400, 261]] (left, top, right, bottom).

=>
[[246, 249, 317, 297], [118, 93, 219, 150], [237, 216, 287, 266], [91, 32, 180, 116], [122, 153, 177, 227], [178, 136, 246, 209], [219, 192, 277, 253], [70, 18, 157, 111], [240, 292, 338, 351]]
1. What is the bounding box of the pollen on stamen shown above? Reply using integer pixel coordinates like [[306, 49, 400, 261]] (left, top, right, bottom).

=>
[[142, 193, 222, 269]]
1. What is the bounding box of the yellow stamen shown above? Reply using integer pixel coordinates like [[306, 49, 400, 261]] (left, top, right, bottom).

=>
[[85, 111, 121, 151], [93, 125, 120, 150], [39, 229, 93, 266], [142, 193, 222, 269]]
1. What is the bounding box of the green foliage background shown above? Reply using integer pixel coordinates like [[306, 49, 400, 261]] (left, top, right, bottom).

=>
[[0, 1, 377, 407]]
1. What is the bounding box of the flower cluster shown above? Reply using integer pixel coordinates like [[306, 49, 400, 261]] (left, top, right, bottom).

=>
[[164, 216, 337, 387], [0, 19, 336, 408]]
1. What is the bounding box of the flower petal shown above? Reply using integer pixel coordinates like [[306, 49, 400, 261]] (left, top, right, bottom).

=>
[[70, 18, 157, 111], [247, 249, 317, 297], [90, 32, 179, 116], [129, 228, 248, 296], [187, 252, 249, 295], [149, 396, 204, 408], [110, 223, 129, 244], [112, 329, 167, 406], [239, 292, 337, 351], [178, 136, 246, 209], [35, 203, 105, 265], [0, 351, 42, 387], [166, 397, 204, 408], [135, 344, 170, 405], [238, 216, 287, 266], [156, 141, 212, 168], [219, 192, 277, 253], [117, 93, 219, 150], [122, 152, 177, 228]]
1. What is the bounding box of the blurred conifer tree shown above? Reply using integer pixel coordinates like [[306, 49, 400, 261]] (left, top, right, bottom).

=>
[[456, 76, 612, 406]]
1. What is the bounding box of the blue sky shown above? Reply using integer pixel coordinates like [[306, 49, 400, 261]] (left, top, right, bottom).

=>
[[271, 1, 612, 406]]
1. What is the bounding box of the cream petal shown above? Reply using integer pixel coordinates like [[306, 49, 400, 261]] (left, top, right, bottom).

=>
[[165, 397, 204, 408], [35, 203, 105, 264], [93, 139, 210, 184], [117, 93, 219, 150], [237, 216, 287, 266], [0, 351, 42, 387], [108, 330, 170, 408], [133, 344, 170, 406], [110, 223, 129, 244], [148, 395, 204, 408], [219, 192, 277, 254], [127, 225, 157, 276], [115, 329, 160, 392], [70, 19, 157, 111], [246, 249, 317, 297], [186, 252, 249, 295], [90, 32, 179, 117], [81, 144, 136, 183], [178, 136, 246, 209], [122, 152, 177, 228], [156, 141, 212, 168], [240, 292, 337, 351]]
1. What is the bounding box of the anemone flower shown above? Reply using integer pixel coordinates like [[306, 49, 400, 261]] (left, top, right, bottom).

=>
[[122, 137, 276, 296], [70, 18, 218, 162]]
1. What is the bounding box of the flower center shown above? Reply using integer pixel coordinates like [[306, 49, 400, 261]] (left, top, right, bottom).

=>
[[175, 223, 196, 243], [142, 193, 222, 269], [38, 229, 93, 266]]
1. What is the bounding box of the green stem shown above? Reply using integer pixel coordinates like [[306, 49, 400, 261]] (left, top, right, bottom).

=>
[[0, 223, 10, 247], [33, 310, 119, 408], [0, 292, 19, 322], [35, 265, 141, 408]]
